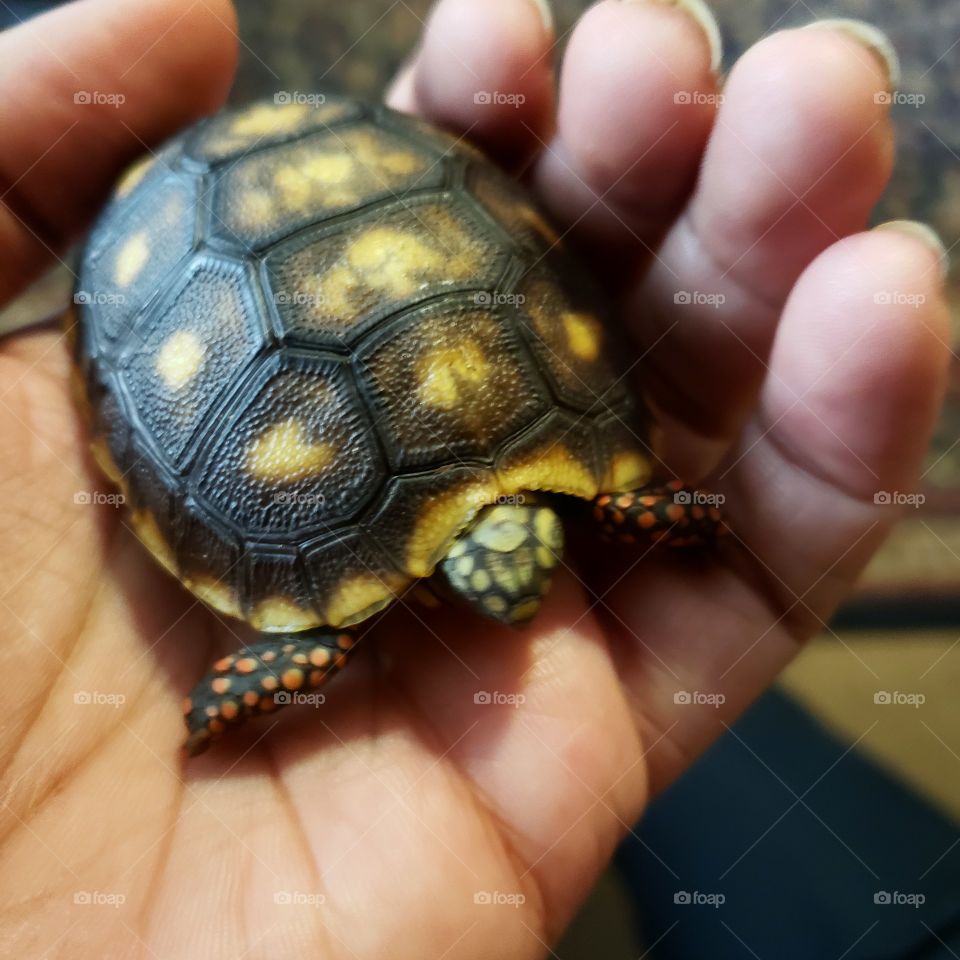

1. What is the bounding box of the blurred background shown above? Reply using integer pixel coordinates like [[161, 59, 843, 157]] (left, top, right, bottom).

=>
[[1, 0, 958, 955]]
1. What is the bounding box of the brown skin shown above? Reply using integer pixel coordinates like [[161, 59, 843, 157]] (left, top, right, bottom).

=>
[[0, 0, 950, 957]]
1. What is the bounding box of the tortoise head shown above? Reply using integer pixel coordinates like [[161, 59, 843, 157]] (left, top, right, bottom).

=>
[[437, 499, 564, 627]]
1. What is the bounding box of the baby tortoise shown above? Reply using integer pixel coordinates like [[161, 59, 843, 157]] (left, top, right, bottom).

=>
[[71, 96, 725, 755]]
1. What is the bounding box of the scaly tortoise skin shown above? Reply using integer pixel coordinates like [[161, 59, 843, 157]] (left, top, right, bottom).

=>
[[71, 95, 724, 755]]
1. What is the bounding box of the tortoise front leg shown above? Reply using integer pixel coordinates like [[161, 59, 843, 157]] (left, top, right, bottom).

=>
[[592, 479, 727, 546], [182, 627, 357, 756]]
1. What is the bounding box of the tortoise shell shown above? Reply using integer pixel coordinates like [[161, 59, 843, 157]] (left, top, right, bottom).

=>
[[72, 96, 652, 633]]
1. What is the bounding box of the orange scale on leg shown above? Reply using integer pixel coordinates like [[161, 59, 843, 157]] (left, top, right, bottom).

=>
[[260, 696, 277, 712], [337, 634, 353, 650], [208, 718, 225, 734], [309, 647, 331, 667], [213, 656, 234, 672], [282, 668, 304, 690], [292, 652, 309, 666], [261, 675, 279, 692], [242, 690, 260, 707], [220, 700, 239, 721], [309, 669, 324, 686], [234, 657, 259, 674], [205, 705, 219, 718], [181, 697, 193, 715], [211, 677, 232, 695], [666, 504, 686, 523]]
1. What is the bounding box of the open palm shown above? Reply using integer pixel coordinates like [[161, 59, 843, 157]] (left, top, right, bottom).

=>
[[0, 0, 949, 957]]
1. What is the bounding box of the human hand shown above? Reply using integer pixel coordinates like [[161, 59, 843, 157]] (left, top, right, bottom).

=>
[[0, 0, 949, 957]]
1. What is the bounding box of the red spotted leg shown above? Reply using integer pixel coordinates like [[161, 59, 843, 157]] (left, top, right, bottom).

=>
[[592, 479, 728, 546], [182, 627, 357, 756]]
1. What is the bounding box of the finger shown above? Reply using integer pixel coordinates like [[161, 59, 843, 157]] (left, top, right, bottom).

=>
[[384, 0, 555, 168], [717, 222, 949, 627], [0, 0, 238, 306], [608, 223, 949, 791], [368, 570, 648, 938], [632, 22, 898, 470], [531, 0, 721, 261]]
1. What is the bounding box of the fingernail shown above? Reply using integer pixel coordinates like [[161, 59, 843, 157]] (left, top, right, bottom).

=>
[[529, 0, 554, 37], [874, 220, 949, 279], [802, 19, 900, 93], [622, 0, 723, 74]]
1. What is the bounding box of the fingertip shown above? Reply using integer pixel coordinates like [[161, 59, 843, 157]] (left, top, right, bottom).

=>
[[764, 226, 950, 495], [412, 0, 556, 165], [384, 58, 420, 114]]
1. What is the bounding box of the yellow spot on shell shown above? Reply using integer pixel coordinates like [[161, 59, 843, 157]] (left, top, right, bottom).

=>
[[114, 232, 149, 287], [250, 595, 322, 633], [379, 151, 421, 175], [519, 206, 560, 245], [90, 437, 122, 485], [563, 311, 602, 362], [186, 575, 243, 619], [346, 226, 441, 297], [231, 103, 311, 137], [115, 155, 154, 198], [302, 153, 354, 183], [404, 474, 499, 577], [498, 444, 598, 500], [237, 189, 275, 228], [603, 451, 652, 492], [130, 510, 177, 576], [323, 574, 401, 627], [416, 341, 490, 411], [274, 164, 312, 208], [155, 330, 205, 390], [244, 419, 335, 484]]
